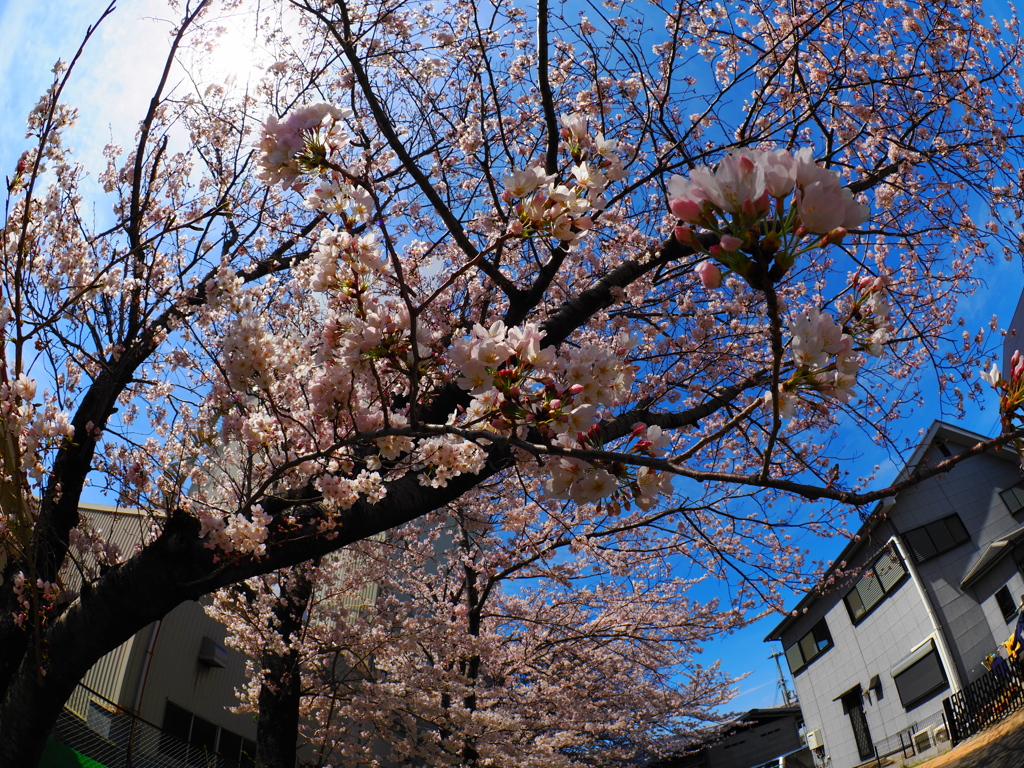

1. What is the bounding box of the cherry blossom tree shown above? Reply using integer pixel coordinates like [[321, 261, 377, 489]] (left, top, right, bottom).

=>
[[3, 0, 1024, 764], [213, 495, 745, 767]]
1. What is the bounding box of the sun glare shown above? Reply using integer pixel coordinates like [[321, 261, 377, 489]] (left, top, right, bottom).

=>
[[179, 3, 277, 94]]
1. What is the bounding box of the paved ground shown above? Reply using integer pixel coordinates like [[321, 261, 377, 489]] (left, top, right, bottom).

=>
[[917, 708, 1024, 767]]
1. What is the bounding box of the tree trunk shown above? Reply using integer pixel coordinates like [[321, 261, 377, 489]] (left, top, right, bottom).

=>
[[256, 567, 316, 768]]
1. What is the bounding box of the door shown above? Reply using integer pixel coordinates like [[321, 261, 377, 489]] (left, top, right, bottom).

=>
[[841, 689, 874, 761]]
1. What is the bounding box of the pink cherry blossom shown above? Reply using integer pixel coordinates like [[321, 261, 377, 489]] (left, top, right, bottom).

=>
[[694, 259, 723, 289]]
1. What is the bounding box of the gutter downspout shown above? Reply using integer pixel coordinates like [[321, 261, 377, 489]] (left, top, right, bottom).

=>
[[131, 619, 162, 714], [888, 535, 963, 693]]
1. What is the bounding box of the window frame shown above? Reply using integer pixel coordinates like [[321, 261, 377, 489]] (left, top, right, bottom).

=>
[[995, 585, 1018, 623], [1001, 479, 1024, 515], [162, 700, 255, 765], [902, 514, 970, 564], [843, 545, 907, 626], [891, 642, 949, 711], [783, 618, 833, 675]]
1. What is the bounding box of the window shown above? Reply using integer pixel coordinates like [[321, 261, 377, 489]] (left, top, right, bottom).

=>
[[903, 514, 969, 563], [844, 546, 907, 624], [995, 586, 1018, 623], [1001, 480, 1024, 515], [783, 619, 833, 674], [891, 641, 948, 710], [162, 701, 256, 767]]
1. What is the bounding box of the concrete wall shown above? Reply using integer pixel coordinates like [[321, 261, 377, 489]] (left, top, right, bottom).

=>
[[135, 599, 256, 743]]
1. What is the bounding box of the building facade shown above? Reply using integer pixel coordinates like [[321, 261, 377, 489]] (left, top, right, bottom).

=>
[[766, 422, 1024, 768], [48, 503, 258, 768], [651, 706, 806, 768]]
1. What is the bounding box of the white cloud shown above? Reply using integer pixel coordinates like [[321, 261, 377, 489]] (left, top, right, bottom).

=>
[[0, 0, 270, 184]]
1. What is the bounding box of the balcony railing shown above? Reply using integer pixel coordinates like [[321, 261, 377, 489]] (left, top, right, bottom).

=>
[[51, 683, 251, 768]]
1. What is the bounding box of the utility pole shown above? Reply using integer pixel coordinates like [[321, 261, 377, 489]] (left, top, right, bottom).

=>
[[769, 650, 795, 707]]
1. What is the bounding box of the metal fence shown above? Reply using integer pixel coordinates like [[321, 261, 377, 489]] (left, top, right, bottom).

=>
[[52, 683, 250, 768], [943, 654, 1024, 746], [861, 709, 948, 767]]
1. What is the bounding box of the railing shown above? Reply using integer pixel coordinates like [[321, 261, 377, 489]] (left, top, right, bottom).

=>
[[861, 709, 947, 767], [52, 683, 250, 768], [942, 654, 1024, 746]]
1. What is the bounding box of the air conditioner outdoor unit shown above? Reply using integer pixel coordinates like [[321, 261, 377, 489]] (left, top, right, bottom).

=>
[[806, 729, 824, 750], [912, 727, 934, 752]]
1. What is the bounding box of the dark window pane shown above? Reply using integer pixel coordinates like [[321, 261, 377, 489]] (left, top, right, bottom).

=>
[[846, 589, 865, 621], [905, 527, 937, 563], [219, 729, 242, 758], [163, 701, 192, 742], [241, 739, 257, 768], [812, 620, 832, 651], [189, 715, 217, 752], [786, 620, 832, 674], [1001, 482, 1024, 514], [945, 514, 969, 545], [893, 649, 948, 709], [929, 519, 958, 553], [799, 632, 818, 663], [856, 573, 884, 613], [996, 586, 1017, 623], [904, 515, 968, 563]]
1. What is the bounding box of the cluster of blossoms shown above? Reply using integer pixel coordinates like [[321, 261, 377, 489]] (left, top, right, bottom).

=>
[[545, 424, 674, 507], [11, 572, 60, 630], [310, 229, 387, 292], [846, 274, 895, 356], [501, 113, 627, 246], [449, 321, 672, 508], [68, 522, 122, 573], [981, 350, 1024, 434], [257, 102, 376, 227], [413, 436, 488, 489], [450, 321, 633, 438], [668, 149, 886, 418], [767, 275, 894, 418], [669, 148, 869, 290], [197, 504, 273, 557], [303, 175, 374, 224], [0, 373, 75, 482], [318, 469, 387, 512], [256, 102, 353, 188]]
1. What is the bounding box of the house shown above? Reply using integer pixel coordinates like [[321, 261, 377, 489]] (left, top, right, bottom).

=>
[[45, 503, 258, 768], [765, 421, 1024, 768], [650, 706, 805, 768]]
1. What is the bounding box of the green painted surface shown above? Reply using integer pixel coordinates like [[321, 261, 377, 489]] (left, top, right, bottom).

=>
[[39, 739, 111, 768]]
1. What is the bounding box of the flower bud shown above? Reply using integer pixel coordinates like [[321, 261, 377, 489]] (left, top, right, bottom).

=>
[[694, 260, 723, 289], [670, 198, 703, 223], [674, 225, 698, 246], [824, 227, 848, 245], [719, 234, 743, 252]]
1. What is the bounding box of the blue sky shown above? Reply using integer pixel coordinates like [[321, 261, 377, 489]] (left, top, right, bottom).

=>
[[4, 0, 1024, 719]]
